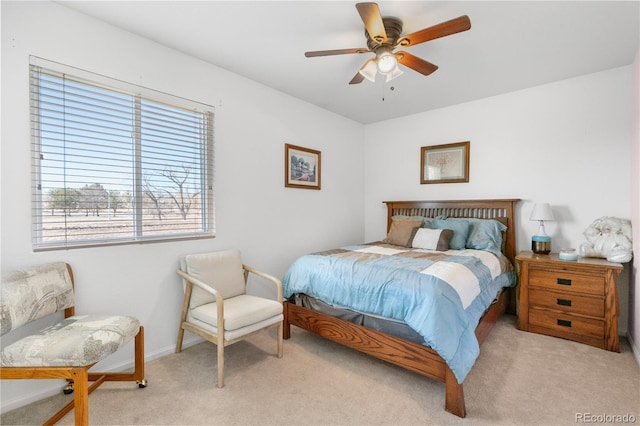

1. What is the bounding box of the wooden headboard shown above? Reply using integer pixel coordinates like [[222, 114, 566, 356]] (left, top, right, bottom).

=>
[[383, 199, 520, 263]]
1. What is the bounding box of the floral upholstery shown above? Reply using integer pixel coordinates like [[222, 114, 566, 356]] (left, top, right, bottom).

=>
[[0, 262, 140, 367], [1, 262, 75, 335], [1, 315, 140, 367]]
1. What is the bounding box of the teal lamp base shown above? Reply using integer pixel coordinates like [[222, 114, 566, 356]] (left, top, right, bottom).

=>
[[532, 235, 551, 255]]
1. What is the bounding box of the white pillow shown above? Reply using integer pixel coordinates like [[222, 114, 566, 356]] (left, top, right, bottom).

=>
[[411, 228, 453, 251]]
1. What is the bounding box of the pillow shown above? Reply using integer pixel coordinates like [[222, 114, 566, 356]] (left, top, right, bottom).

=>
[[431, 218, 470, 250], [392, 214, 433, 228], [411, 228, 453, 251], [384, 217, 424, 247], [436, 217, 507, 255], [465, 218, 507, 255]]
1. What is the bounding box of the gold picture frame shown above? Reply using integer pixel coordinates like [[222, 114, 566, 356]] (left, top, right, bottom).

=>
[[420, 141, 470, 184], [285, 143, 321, 190]]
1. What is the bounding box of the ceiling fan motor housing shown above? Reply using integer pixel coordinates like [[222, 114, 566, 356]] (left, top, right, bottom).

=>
[[366, 17, 403, 52]]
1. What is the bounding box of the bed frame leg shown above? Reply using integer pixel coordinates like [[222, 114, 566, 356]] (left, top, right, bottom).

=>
[[283, 302, 291, 339], [444, 366, 466, 418]]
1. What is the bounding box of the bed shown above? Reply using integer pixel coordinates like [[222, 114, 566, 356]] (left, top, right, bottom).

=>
[[282, 199, 520, 417]]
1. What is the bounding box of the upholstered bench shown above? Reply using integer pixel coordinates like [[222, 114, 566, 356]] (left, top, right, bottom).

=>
[[0, 262, 146, 425]]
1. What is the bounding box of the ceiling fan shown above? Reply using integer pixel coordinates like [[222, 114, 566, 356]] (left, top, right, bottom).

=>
[[305, 2, 471, 84]]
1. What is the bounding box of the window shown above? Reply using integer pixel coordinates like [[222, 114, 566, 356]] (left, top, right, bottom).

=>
[[30, 57, 214, 250]]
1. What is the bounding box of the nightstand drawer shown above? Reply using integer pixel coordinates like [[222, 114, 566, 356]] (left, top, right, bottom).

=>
[[529, 308, 604, 338], [528, 269, 604, 296], [528, 287, 604, 317]]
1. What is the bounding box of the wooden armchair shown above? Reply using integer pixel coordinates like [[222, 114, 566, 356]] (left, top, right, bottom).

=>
[[176, 250, 283, 387], [0, 262, 146, 425]]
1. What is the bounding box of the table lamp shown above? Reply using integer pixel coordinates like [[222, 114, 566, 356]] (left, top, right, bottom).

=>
[[530, 203, 554, 254]]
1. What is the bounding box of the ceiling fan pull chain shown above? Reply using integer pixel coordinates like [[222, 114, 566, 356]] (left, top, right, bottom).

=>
[[382, 82, 395, 102]]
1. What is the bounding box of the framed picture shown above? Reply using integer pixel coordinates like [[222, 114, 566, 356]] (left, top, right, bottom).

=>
[[420, 141, 470, 184], [285, 143, 321, 190]]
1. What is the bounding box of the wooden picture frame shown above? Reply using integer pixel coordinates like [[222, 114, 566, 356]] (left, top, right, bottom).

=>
[[420, 141, 470, 184], [285, 143, 321, 190]]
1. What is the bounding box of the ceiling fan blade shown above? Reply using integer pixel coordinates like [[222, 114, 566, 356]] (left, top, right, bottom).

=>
[[305, 48, 369, 57], [349, 72, 365, 85], [397, 15, 471, 47], [356, 2, 387, 44], [396, 51, 438, 76]]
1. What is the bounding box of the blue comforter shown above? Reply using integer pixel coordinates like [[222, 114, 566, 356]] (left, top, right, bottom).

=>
[[282, 243, 516, 383]]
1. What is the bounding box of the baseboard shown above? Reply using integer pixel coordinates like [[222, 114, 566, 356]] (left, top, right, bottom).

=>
[[627, 333, 640, 368], [0, 335, 204, 414], [0, 384, 64, 414]]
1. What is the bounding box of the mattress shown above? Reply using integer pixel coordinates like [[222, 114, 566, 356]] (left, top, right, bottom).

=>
[[292, 293, 426, 343]]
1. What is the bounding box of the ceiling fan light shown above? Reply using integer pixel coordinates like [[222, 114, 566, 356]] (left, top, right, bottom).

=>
[[385, 65, 404, 82], [358, 59, 377, 82], [376, 51, 397, 74]]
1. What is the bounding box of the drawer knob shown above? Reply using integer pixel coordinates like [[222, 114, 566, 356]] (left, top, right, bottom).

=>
[[557, 278, 572, 286], [557, 298, 572, 307], [557, 319, 572, 327]]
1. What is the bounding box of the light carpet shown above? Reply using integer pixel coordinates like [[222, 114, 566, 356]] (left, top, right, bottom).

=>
[[1, 316, 639, 425]]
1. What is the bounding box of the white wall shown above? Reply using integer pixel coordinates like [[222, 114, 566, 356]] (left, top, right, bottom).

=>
[[630, 49, 640, 364], [2, 0, 637, 413], [363, 66, 633, 328], [1, 1, 364, 410]]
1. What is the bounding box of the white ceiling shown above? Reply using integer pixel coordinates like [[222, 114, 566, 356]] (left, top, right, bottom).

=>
[[57, 1, 639, 124]]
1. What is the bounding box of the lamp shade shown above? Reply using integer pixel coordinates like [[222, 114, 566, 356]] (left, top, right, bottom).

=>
[[376, 51, 397, 74], [358, 59, 377, 82], [529, 203, 554, 222], [385, 65, 404, 82]]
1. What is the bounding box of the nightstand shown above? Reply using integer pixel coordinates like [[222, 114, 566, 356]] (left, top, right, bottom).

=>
[[516, 251, 623, 352]]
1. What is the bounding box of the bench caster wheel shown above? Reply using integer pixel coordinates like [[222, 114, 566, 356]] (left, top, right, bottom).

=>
[[63, 382, 74, 395], [137, 379, 147, 388]]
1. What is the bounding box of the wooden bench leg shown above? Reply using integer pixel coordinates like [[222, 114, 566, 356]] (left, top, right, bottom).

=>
[[444, 366, 466, 418], [42, 328, 145, 425], [42, 368, 89, 426], [72, 369, 89, 426], [86, 326, 146, 386], [134, 326, 145, 383]]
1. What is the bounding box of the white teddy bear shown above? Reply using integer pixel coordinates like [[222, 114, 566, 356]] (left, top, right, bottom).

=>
[[578, 216, 633, 263]]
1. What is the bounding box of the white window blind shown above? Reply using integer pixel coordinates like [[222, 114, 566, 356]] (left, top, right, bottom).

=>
[[30, 57, 215, 250]]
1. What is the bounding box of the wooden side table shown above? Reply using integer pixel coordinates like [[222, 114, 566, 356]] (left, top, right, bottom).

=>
[[516, 251, 623, 352]]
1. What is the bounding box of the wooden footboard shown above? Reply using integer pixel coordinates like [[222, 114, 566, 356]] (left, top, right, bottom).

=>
[[283, 290, 509, 417]]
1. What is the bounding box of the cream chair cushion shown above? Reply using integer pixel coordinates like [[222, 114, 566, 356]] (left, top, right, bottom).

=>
[[190, 297, 283, 341], [191, 295, 282, 331], [183, 250, 246, 308]]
